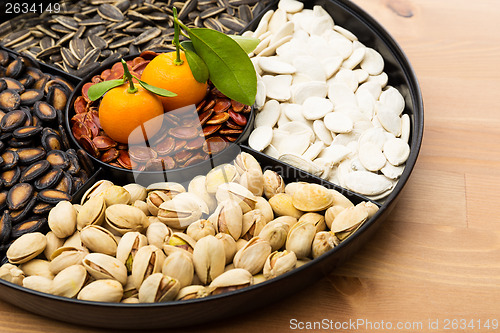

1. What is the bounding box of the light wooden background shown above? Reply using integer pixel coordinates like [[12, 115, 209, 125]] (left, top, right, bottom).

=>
[[1, 0, 499, 332]]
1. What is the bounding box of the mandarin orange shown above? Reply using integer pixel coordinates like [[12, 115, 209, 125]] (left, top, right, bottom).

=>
[[99, 84, 164, 144], [141, 51, 208, 112]]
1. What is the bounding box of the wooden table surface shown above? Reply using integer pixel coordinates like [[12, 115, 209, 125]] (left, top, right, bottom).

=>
[[2, 0, 499, 332]]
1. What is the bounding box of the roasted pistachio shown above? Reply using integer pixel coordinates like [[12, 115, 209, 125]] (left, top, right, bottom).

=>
[[51, 264, 87, 298], [105, 204, 147, 234], [83, 253, 127, 286], [48, 200, 76, 238], [77, 279, 123, 302], [233, 237, 271, 275], [77, 195, 106, 230], [146, 222, 172, 250], [7, 232, 46, 264], [207, 268, 253, 296], [80, 225, 118, 256], [312, 231, 339, 259], [186, 219, 215, 241], [162, 251, 194, 288], [22, 275, 53, 294], [103, 185, 131, 206], [285, 220, 316, 259], [116, 231, 148, 273], [263, 250, 297, 279], [131, 245, 165, 290], [138, 273, 180, 303], [192, 235, 225, 285], [262, 170, 285, 199]]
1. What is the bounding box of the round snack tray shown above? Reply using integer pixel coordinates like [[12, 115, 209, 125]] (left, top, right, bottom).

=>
[[0, 0, 423, 329]]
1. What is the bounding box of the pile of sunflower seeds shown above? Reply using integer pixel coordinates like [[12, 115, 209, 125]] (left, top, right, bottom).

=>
[[0, 0, 273, 78]]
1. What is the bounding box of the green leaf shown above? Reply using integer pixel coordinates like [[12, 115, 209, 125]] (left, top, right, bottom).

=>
[[188, 28, 257, 106], [87, 79, 125, 101], [228, 35, 260, 54], [136, 78, 177, 97], [181, 41, 209, 83]]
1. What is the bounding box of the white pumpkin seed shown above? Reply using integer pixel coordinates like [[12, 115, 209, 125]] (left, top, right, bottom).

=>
[[324, 112, 354, 134], [360, 47, 384, 76], [262, 75, 292, 101], [376, 105, 402, 137], [343, 171, 393, 196], [383, 138, 410, 166], [313, 120, 334, 145], [380, 86, 405, 116], [302, 141, 325, 160], [278, 0, 304, 13], [302, 97, 334, 120], [292, 81, 328, 104], [259, 56, 296, 75], [358, 142, 386, 171], [381, 163, 405, 180], [255, 100, 281, 128], [401, 114, 411, 143], [249, 126, 273, 152]]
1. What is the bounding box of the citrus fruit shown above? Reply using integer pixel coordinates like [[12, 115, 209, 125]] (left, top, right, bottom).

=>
[[99, 84, 164, 144], [141, 51, 208, 112]]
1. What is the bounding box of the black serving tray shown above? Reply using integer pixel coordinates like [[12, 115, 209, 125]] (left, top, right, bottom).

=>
[[0, 0, 424, 329]]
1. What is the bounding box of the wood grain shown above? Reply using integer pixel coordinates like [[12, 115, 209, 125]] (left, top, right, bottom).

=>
[[1, 0, 499, 332]]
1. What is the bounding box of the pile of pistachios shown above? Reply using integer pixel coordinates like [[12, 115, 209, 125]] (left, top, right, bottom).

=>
[[0, 152, 378, 303]]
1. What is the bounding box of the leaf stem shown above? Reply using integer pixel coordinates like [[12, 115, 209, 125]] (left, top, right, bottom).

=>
[[172, 7, 184, 66], [121, 59, 137, 94]]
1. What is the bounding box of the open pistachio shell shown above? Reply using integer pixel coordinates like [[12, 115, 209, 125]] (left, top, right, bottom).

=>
[[49, 246, 89, 275], [80, 225, 118, 256], [105, 204, 147, 234], [263, 250, 297, 279], [207, 268, 253, 295], [233, 237, 271, 275], [43, 231, 64, 260], [215, 182, 257, 214], [116, 232, 148, 273], [157, 194, 203, 229], [285, 220, 316, 259], [80, 180, 114, 205], [262, 170, 285, 199], [131, 245, 165, 290], [138, 273, 180, 303], [175, 285, 207, 301], [212, 199, 243, 241], [258, 219, 290, 252], [82, 253, 127, 286]]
